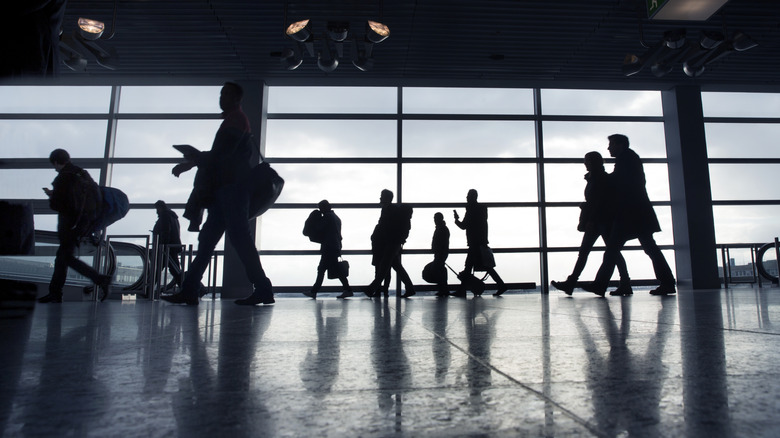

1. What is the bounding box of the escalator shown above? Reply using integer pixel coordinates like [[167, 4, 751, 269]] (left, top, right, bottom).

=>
[[0, 230, 157, 300]]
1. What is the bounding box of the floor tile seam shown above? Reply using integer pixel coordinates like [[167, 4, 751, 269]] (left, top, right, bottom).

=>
[[388, 302, 608, 438]]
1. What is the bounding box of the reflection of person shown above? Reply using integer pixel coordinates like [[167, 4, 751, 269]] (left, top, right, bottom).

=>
[[366, 189, 416, 298], [303, 200, 353, 299], [162, 82, 274, 306], [454, 189, 507, 296], [569, 297, 674, 436], [552, 152, 632, 296], [39, 149, 111, 303], [583, 134, 676, 296], [152, 200, 183, 290], [431, 212, 450, 297]]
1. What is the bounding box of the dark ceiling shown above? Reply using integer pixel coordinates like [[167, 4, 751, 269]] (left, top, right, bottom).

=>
[[48, 0, 780, 89]]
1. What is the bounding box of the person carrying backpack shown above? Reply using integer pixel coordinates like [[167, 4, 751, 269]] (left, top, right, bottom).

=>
[[365, 189, 416, 298], [302, 200, 352, 299], [38, 148, 111, 303]]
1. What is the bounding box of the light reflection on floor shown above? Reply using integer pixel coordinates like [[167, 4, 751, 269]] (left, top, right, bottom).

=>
[[2, 288, 779, 437]]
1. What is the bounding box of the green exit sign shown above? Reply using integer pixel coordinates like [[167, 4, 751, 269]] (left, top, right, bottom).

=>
[[647, 0, 669, 18]]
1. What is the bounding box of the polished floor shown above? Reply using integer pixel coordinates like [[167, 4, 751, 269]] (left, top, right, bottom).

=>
[[2, 287, 780, 437]]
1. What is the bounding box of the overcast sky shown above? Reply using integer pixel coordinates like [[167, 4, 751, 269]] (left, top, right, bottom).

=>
[[1, 86, 778, 285]]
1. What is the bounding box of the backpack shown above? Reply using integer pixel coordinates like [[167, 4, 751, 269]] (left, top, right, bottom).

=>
[[93, 186, 129, 231], [302, 210, 324, 243]]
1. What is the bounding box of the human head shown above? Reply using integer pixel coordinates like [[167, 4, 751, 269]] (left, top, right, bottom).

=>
[[434, 212, 444, 225], [318, 199, 331, 212], [607, 134, 629, 158], [49, 148, 70, 172], [154, 200, 166, 214], [466, 189, 478, 204], [220, 81, 243, 111], [584, 151, 604, 172], [380, 189, 393, 206]]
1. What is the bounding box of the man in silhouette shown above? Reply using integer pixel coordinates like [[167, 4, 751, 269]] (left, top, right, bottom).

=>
[[551, 151, 632, 296], [366, 189, 416, 298], [430, 212, 450, 296], [454, 189, 507, 296], [39, 148, 111, 303], [152, 200, 183, 290], [163, 82, 274, 306], [583, 134, 676, 296], [303, 200, 353, 299]]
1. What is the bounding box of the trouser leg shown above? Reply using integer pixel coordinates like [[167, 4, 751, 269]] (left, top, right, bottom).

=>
[[222, 187, 268, 287], [638, 233, 675, 286], [391, 254, 415, 293], [570, 230, 600, 281], [181, 207, 225, 294]]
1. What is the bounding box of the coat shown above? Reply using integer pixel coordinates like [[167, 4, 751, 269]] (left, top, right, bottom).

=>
[[611, 147, 661, 236]]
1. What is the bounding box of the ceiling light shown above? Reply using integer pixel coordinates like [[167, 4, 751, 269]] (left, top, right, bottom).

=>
[[78, 17, 104, 40], [317, 40, 338, 72], [699, 30, 725, 49], [366, 20, 390, 43], [327, 22, 349, 42], [731, 31, 758, 51], [286, 19, 312, 42], [281, 47, 303, 70], [648, 0, 730, 21]]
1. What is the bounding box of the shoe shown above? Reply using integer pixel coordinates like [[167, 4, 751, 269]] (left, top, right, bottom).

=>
[[580, 282, 606, 297], [435, 290, 449, 297], [198, 284, 211, 298], [337, 290, 353, 299], [235, 279, 275, 305], [96, 275, 112, 302], [650, 284, 677, 295], [303, 290, 317, 299], [161, 292, 198, 305], [609, 283, 633, 296], [37, 292, 63, 303], [401, 290, 416, 298], [551, 279, 575, 295], [382, 288, 389, 297], [493, 285, 508, 297]]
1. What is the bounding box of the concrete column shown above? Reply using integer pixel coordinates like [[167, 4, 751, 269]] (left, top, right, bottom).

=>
[[662, 86, 720, 289]]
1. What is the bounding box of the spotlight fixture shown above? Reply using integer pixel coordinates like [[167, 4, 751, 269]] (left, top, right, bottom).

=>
[[624, 28, 757, 78], [280, 19, 390, 72], [281, 47, 303, 70], [317, 39, 339, 72], [77, 17, 105, 40], [327, 22, 349, 42], [286, 19, 312, 42], [366, 20, 390, 43]]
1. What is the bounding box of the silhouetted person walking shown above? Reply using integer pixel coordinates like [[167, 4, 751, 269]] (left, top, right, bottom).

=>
[[366, 189, 415, 298], [303, 200, 353, 299], [152, 200, 183, 290], [429, 212, 450, 296], [454, 189, 507, 296], [551, 152, 632, 296], [39, 148, 111, 303], [163, 82, 274, 306], [583, 134, 676, 296]]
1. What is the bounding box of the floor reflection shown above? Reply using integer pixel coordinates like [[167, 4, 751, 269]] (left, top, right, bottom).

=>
[[570, 296, 674, 436]]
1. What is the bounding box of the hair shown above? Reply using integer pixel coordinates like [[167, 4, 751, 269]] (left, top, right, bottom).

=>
[[608, 134, 629, 148], [381, 189, 394, 201], [318, 199, 331, 211], [49, 148, 70, 165], [434, 212, 444, 221], [467, 189, 478, 199], [155, 200, 166, 208], [223, 81, 244, 100], [584, 151, 603, 166]]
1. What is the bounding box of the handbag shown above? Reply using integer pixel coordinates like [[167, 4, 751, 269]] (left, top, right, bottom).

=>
[[474, 245, 496, 271], [422, 261, 447, 284], [328, 258, 350, 279], [243, 134, 285, 220]]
